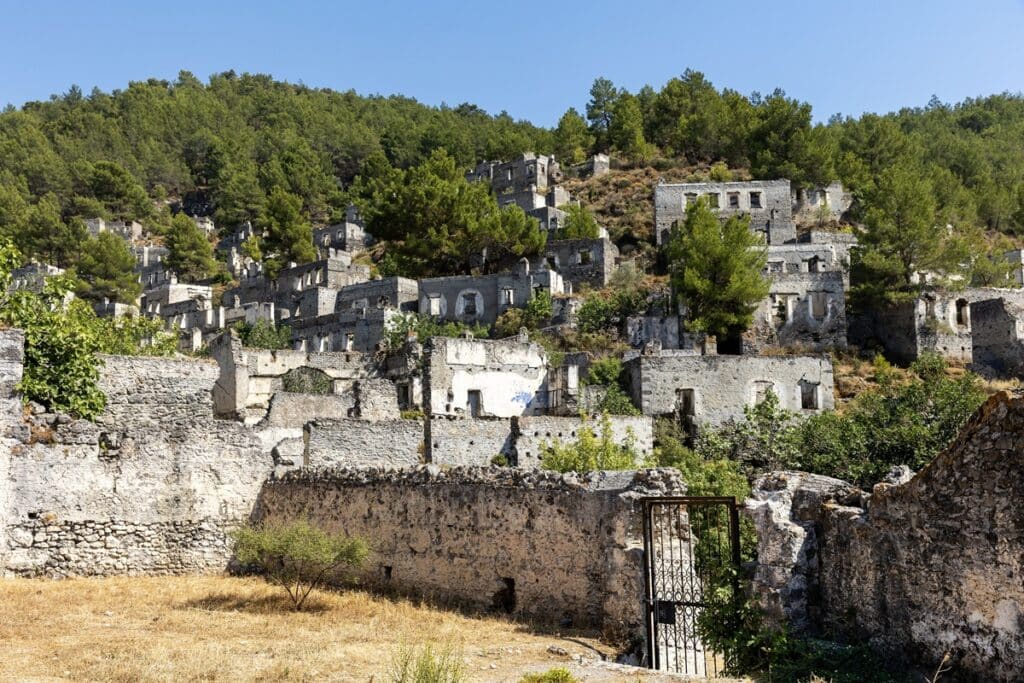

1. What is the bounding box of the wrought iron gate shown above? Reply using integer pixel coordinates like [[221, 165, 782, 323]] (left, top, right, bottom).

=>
[[642, 496, 741, 676]]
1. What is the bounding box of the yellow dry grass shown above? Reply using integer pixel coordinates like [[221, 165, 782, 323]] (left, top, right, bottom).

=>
[[0, 575, 616, 683]]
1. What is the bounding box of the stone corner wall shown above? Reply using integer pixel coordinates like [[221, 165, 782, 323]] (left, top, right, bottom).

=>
[[747, 391, 1024, 682], [253, 465, 685, 640]]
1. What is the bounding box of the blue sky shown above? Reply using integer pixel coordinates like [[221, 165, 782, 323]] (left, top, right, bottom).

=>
[[2, 1, 1023, 126]]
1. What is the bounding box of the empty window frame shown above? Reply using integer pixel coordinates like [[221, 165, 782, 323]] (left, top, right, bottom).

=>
[[502, 288, 515, 305], [427, 295, 442, 316], [800, 381, 820, 410], [809, 292, 828, 321], [749, 192, 762, 208], [955, 298, 969, 328], [578, 249, 592, 265], [728, 192, 740, 208], [684, 192, 698, 208], [706, 193, 720, 209], [462, 293, 478, 317]]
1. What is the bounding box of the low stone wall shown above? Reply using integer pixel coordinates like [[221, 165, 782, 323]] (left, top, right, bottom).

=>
[[747, 392, 1024, 682], [254, 466, 685, 639], [426, 416, 513, 466], [305, 418, 423, 468], [515, 415, 654, 467], [0, 336, 287, 577]]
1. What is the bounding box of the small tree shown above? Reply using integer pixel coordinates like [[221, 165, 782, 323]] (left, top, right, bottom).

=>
[[556, 204, 600, 240], [541, 413, 638, 473], [667, 197, 769, 344], [75, 231, 142, 304], [232, 519, 369, 611], [165, 212, 219, 282]]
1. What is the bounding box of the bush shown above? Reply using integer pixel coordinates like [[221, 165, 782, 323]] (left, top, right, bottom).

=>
[[234, 320, 292, 350], [494, 290, 553, 337], [541, 413, 638, 473], [385, 313, 488, 350], [232, 519, 369, 611], [583, 356, 640, 415], [388, 643, 466, 683], [519, 668, 578, 683], [0, 244, 177, 419]]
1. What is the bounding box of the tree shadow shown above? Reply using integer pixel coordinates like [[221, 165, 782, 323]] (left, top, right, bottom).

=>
[[178, 591, 331, 614]]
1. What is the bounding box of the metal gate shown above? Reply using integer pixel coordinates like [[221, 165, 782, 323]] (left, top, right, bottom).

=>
[[642, 496, 741, 676]]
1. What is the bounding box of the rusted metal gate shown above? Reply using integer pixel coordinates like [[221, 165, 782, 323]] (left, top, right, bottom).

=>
[[642, 496, 741, 676]]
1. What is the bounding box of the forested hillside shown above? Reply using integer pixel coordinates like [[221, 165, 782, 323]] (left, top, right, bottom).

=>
[[2, 69, 1024, 284]]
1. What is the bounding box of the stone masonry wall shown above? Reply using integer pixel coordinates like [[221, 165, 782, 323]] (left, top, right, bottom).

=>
[[0, 335, 288, 577], [747, 392, 1024, 681], [305, 418, 423, 468], [254, 466, 685, 639]]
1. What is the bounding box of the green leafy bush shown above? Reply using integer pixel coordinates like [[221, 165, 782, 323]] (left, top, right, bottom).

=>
[[232, 519, 368, 611], [541, 413, 638, 474], [385, 313, 489, 350], [0, 242, 176, 419], [388, 643, 466, 683], [519, 668, 578, 683], [233, 320, 292, 350], [582, 356, 640, 415], [494, 290, 553, 337]]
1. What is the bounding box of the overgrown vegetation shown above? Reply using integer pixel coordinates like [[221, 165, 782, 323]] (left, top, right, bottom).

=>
[[0, 240, 175, 418], [519, 668, 577, 683], [232, 519, 368, 611], [233, 319, 292, 350], [494, 290, 553, 338], [583, 357, 640, 415], [387, 642, 466, 683], [540, 413, 639, 474], [384, 312, 489, 350]]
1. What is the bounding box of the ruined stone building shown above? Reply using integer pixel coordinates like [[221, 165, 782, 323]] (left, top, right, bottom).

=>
[[312, 205, 371, 257], [791, 181, 852, 225], [418, 258, 566, 327], [538, 236, 619, 289], [849, 286, 1024, 365], [467, 152, 573, 232], [9, 263, 65, 294], [625, 346, 835, 431], [84, 217, 144, 242], [287, 276, 420, 353], [654, 179, 797, 246]]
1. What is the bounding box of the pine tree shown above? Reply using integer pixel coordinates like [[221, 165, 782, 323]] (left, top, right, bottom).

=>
[[586, 78, 620, 153], [553, 108, 592, 165], [667, 198, 769, 343], [609, 93, 649, 162], [75, 231, 141, 304], [262, 186, 316, 278], [165, 212, 219, 282]]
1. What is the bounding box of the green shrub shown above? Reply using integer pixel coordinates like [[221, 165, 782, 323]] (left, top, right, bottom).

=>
[[387, 643, 466, 683], [584, 357, 640, 415], [0, 242, 176, 419], [495, 290, 554, 337], [233, 319, 292, 350], [281, 367, 332, 394], [232, 519, 369, 611], [385, 312, 488, 350], [400, 408, 424, 420], [519, 668, 578, 683], [490, 454, 509, 467], [541, 413, 638, 474]]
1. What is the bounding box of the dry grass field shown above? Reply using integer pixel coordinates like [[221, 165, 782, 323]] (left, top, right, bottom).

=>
[[0, 575, 704, 682]]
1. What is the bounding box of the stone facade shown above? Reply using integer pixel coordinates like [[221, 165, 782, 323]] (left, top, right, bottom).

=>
[[424, 335, 550, 418], [970, 297, 1024, 378], [253, 466, 684, 639], [654, 179, 796, 246], [625, 350, 835, 427], [418, 259, 566, 327], [539, 237, 619, 289], [791, 182, 852, 226], [749, 271, 847, 352], [747, 392, 1024, 682]]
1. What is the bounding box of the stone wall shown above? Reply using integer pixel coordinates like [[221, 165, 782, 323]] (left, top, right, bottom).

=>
[[1, 344, 287, 577], [426, 416, 513, 466], [970, 298, 1024, 378], [514, 415, 654, 467], [253, 466, 684, 639], [625, 351, 835, 425], [747, 392, 1024, 681], [305, 418, 423, 468], [749, 272, 847, 352]]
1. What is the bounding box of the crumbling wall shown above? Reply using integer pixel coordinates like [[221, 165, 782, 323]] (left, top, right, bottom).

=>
[[426, 417, 513, 466], [305, 419, 423, 468], [0, 337, 284, 577], [514, 415, 654, 467], [626, 352, 835, 424], [970, 298, 1024, 378], [747, 392, 1024, 681], [254, 466, 684, 638]]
